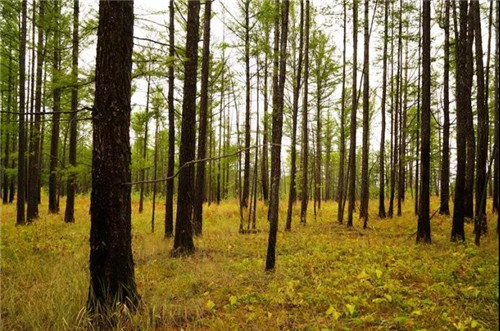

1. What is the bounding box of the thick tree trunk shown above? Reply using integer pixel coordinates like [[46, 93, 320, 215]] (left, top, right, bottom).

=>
[[452, 0, 469, 242], [173, 0, 200, 255], [285, 0, 304, 231], [87, 0, 137, 313], [360, 0, 369, 227], [193, 0, 212, 236], [347, 0, 358, 227], [49, 1, 61, 213], [64, 0, 79, 223], [16, 0, 28, 225], [165, 0, 175, 238], [417, 0, 431, 244], [266, 0, 289, 271], [472, 0, 488, 240]]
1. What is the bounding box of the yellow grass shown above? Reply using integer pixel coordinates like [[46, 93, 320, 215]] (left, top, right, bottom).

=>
[[1, 195, 498, 330]]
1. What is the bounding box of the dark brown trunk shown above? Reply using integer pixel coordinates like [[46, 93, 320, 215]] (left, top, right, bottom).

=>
[[242, 0, 251, 209], [165, 0, 175, 238], [173, 0, 200, 255], [417, 0, 431, 244], [266, 0, 289, 271], [300, 0, 310, 225], [360, 0, 369, 226], [193, 0, 212, 236], [87, 0, 137, 313], [440, 0, 450, 216], [64, 0, 79, 223], [337, 0, 347, 224], [378, 0, 388, 219]]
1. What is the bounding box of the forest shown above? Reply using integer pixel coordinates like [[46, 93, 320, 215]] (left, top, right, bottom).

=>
[[0, 0, 498, 329]]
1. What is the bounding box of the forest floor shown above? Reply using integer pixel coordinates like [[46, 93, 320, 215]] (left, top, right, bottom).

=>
[[1, 196, 498, 330]]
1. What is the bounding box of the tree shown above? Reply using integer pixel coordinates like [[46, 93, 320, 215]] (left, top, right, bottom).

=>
[[64, 0, 79, 223], [300, 0, 310, 225], [360, 0, 369, 226], [347, 0, 358, 228], [378, 0, 388, 219], [337, 0, 347, 224], [266, 0, 289, 271], [472, 0, 488, 240], [138, 76, 151, 214], [286, 0, 304, 232], [242, 0, 251, 209], [165, 0, 175, 238], [439, 0, 450, 216], [193, 0, 212, 236], [87, 0, 137, 313], [27, 0, 45, 222], [16, 0, 27, 225], [173, 0, 200, 255], [49, 0, 62, 214], [417, 0, 431, 244], [451, 0, 469, 242]]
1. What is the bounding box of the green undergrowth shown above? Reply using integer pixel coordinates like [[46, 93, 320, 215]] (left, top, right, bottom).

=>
[[1, 196, 498, 330]]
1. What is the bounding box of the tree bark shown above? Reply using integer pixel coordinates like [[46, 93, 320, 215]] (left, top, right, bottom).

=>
[[242, 0, 251, 209], [337, 0, 347, 224], [64, 0, 79, 223], [378, 0, 388, 219], [440, 0, 450, 216], [87, 0, 137, 313], [193, 0, 212, 236], [300, 0, 310, 225], [347, 0, 358, 227], [173, 0, 200, 255], [266, 0, 289, 271], [139, 76, 151, 213], [417, 0, 431, 244], [360, 0, 369, 226], [165, 0, 175, 238]]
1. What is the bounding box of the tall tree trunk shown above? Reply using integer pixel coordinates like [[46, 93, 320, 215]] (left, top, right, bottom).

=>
[[360, 0, 369, 226], [165, 0, 175, 238], [266, 0, 289, 271], [242, 0, 251, 209], [27, 0, 45, 222], [415, 3, 422, 215], [151, 114, 160, 233], [193, 0, 212, 236], [139, 76, 151, 213], [261, 45, 270, 204], [417, 0, 431, 244], [300, 0, 310, 225], [3, 54, 12, 204], [173, 0, 200, 255], [472, 0, 488, 240], [315, 69, 322, 214], [493, 0, 499, 216], [337, 0, 347, 224], [464, 1, 475, 219], [378, 0, 388, 219], [87, 0, 137, 313], [286, 0, 304, 231], [49, 0, 61, 213], [440, 0, 450, 216], [16, 0, 28, 225], [347, 0, 358, 227], [64, 0, 79, 223], [451, 0, 469, 242]]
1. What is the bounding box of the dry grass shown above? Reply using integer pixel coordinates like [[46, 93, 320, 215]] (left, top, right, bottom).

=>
[[1, 195, 498, 330]]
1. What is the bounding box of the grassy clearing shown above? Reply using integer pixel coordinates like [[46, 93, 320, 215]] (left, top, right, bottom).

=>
[[1, 196, 498, 330]]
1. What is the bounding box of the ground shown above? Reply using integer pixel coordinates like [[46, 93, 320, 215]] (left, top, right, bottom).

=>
[[1, 196, 498, 330]]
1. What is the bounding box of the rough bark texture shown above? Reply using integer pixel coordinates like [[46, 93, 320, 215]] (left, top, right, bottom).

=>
[[337, 0, 347, 224], [378, 0, 388, 219], [16, 0, 27, 225], [417, 0, 431, 244], [300, 0, 310, 225], [266, 0, 289, 271], [440, 0, 450, 216], [87, 0, 137, 313], [49, 1, 61, 214], [193, 0, 212, 236], [165, 0, 175, 238], [286, 0, 304, 231], [452, 0, 469, 242], [347, 0, 358, 227], [27, 0, 45, 222], [472, 0, 488, 238], [360, 0, 369, 226], [173, 0, 200, 255]]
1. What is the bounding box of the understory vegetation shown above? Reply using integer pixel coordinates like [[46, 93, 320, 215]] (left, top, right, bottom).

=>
[[1, 195, 498, 330]]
